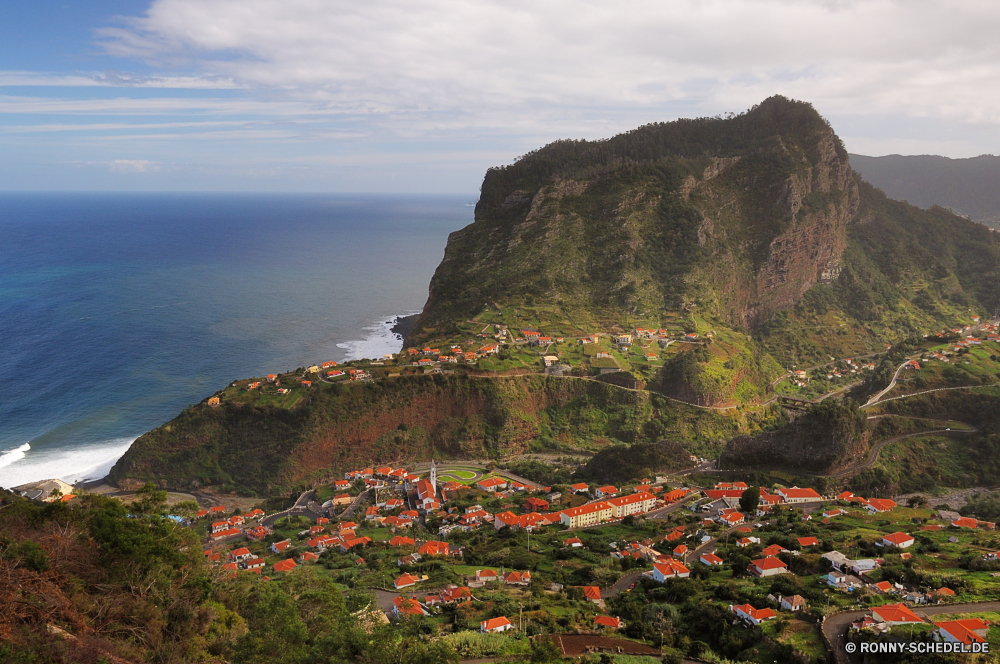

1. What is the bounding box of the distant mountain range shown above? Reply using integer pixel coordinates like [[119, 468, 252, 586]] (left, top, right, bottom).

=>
[[850, 153, 1000, 229]]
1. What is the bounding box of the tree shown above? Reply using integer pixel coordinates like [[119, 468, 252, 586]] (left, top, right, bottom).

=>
[[739, 486, 760, 514]]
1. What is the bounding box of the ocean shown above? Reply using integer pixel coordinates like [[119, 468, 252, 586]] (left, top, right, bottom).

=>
[[0, 193, 473, 489]]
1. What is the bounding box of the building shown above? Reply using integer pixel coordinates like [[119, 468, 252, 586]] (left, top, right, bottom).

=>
[[776, 487, 821, 503], [524, 496, 549, 512], [481, 617, 514, 633], [564, 537, 583, 548], [871, 603, 922, 626], [476, 477, 507, 493], [394, 573, 420, 590], [594, 616, 623, 630], [700, 552, 723, 565], [475, 569, 498, 583], [867, 498, 896, 513], [569, 483, 590, 494], [780, 595, 806, 611], [748, 557, 788, 577], [560, 501, 614, 528], [731, 604, 777, 626], [934, 619, 989, 645], [392, 596, 429, 617], [797, 537, 819, 548], [652, 560, 690, 582], [595, 486, 619, 499], [272, 559, 297, 573], [881, 532, 915, 548]]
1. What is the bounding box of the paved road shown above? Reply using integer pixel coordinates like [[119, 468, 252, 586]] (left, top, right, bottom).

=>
[[863, 382, 1000, 409], [261, 490, 321, 527], [601, 570, 644, 599], [864, 359, 916, 407], [338, 489, 370, 519], [815, 427, 978, 479], [822, 601, 1000, 664]]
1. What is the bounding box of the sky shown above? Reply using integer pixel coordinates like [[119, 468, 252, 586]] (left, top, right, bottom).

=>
[[3, 0, 1000, 193]]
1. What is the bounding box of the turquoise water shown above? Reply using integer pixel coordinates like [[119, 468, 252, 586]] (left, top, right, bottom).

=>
[[0, 193, 472, 487]]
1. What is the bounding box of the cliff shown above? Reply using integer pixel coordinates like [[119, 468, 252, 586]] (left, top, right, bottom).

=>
[[109, 373, 761, 494]]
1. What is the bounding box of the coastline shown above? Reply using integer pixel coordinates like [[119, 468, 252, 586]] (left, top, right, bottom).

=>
[[0, 312, 421, 491]]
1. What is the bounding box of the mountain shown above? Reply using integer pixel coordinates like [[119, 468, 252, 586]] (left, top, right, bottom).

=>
[[109, 96, 1000, 494], [850, 153, 1000, 228]]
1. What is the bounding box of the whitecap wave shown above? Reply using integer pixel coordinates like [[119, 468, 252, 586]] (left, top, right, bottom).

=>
[[0, 442, 31, 470], [0, 438, 135, 489], [336, 313, 418, 362]]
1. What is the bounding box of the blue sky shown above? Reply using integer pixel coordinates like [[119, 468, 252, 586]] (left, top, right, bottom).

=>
[[3, 0, 1000, 193]]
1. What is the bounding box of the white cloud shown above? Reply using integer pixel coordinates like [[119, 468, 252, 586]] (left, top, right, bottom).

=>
[[92, 0, 1000, 132], [107, 159, 160, 173]]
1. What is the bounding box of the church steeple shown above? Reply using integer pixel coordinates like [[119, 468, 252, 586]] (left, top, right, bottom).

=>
[[430, 459, 437, 493]]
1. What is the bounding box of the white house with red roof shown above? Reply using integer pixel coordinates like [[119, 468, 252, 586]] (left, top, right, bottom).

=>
[[934, 619, 989, 646], [480, 616, 514, 633], [748, 557, 788, 577], [872, 603, 922, 626], [776, 487, 821, 503], [880, 532, 915, 548], [595, 486, 619, 499], [700, 552, 723, 565], [594, 616, 623, 630], [476, 477, 507, 493], [730, 604, 777, 626], [652, 560, 690, 582]]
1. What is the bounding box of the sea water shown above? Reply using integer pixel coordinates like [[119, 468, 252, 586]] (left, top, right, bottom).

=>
[[0, 193, 472, 488]]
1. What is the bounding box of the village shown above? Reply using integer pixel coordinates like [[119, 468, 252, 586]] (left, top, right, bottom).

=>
[[181, 457, 1000, 662]]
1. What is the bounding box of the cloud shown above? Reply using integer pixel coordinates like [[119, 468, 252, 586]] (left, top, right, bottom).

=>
[[91, 0, 1000, 131], [107, 159, 160, 173]]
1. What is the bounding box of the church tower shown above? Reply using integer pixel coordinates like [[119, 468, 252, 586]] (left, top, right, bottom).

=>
[[429, 459, 437, 493]]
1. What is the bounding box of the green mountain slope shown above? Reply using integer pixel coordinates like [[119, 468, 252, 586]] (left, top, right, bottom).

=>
[[109, 96, 1000, 492]]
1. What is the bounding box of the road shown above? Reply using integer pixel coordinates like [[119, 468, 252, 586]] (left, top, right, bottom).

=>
[[338, 489, 370, 519], [864, 360, 912, 407], [601, 570, 644, 599], [864, 382, 1000, 409], [815, 427, 978, 479], [260, 490, 321, 527], [822, 601, 1000, 664]]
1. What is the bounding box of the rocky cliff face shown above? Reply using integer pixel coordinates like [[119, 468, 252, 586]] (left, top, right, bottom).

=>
[[410, 97, 858, 344]]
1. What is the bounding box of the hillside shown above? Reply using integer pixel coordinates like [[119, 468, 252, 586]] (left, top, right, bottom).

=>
[[850, 153, 1000, 228], [109, 372, 773, 495], [110, 96, 1000, 493]]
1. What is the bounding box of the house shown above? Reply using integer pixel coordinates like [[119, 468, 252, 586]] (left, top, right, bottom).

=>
[[481, 617, 514, 633], [718, 511, 746, 526], [934, 619, 989, 645], [951, 517, 980, 529], [392, 596, 429, 617], [652, 560, 690, 582], [397, 554, 422, 567], [244, 557, 265, 570], [418, 541, 450, 557], [761, 544, 787, 558], [871, 603, 922, 626], [207, 396, 220, 407], [776, 487, 821, 503], [389, 535, 415, 547], [569, 483, 590, 494], [476, 477, 507, 493], [394, 573, 420, 590], [881, 532, 915, 549], [673, 545, 688, 558], [851, 559, 879, 575], [867, 498, 896, 513], [272, 559, 297, 573], [582, 586, 602, 603], [271, 539, 292, 554], [504, 571, 531, 586], [736, 537, 759, 548], [873, 581, 896, 594], [524, 496, 549, 512], [731, 604, 777, 626], [228, 547, 252, 562], [564, 537, 583, 548], [594, 616, 623, 630], [475, 569, 498, 583], [700, 552, 723, 565], [797, 537, 819, 548], [748, 557, 788, 577], [210, 528, 241, 540], [595, 486, 619, 499], [244, 508, 265, 520], [781, 595, 806, 611], [300, 551, 319, 563]]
